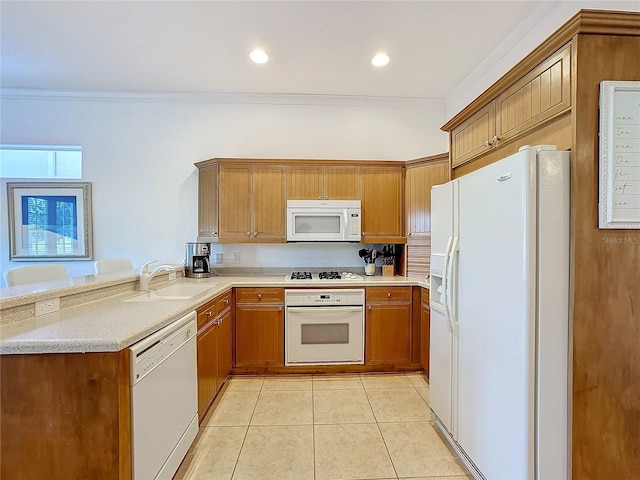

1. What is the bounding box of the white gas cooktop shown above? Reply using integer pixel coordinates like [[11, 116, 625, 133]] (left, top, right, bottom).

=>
[[285, 271, 363, 282]]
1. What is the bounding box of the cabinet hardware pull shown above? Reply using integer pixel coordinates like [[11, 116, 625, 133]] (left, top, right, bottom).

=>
[[257, 293, 262, 299], [278, 306, 282, 311], [368, 305, 372, 310], [407, 232, 412, 236], [484, 140, 492, 147], [493, 135, 500, 143], [325, 196, 329, 199], [253, 232, 258, 237], [223, 299, 229, 304], [246, 232, 251, 236], [387, 292, 392, 298], [206, 311, 213, 317]]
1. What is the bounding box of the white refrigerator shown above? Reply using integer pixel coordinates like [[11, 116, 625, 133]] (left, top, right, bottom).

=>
[[429, 145, 570, 480]]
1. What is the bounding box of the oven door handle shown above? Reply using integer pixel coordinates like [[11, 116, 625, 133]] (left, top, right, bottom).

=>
[[286, 306, 363, 313]]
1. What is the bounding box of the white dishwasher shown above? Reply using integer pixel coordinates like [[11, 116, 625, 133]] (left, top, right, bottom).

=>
[[129, 311, 198, 480]]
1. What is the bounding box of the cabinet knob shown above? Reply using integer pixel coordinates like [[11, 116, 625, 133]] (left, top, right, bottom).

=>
[[206, 311, 213, 317], [257, 293, 262, 299], [223, 299, 229, 304], [278, 306, 283, 311], [387, 292, 392, 298], [493, 135, 500, 143], [213, 232, 218, 236], [484, 140, 492, 147], [325, 196, 329, 200], [253, 232, 258, 237], [246, 232, 251, 236], [368, 305, 372, 310], [407, 232, 412, 236], [318, 195, 322, 200]]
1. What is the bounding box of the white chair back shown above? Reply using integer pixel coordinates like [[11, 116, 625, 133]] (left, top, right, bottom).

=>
[[4, 264, 69, 287], [93, 258, 133, 275]]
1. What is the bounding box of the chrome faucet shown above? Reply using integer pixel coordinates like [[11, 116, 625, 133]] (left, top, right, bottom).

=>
[[138, 260, 175, 291]]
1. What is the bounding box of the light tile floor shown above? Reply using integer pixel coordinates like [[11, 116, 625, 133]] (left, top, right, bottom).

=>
[[174, 373, 472, 480]]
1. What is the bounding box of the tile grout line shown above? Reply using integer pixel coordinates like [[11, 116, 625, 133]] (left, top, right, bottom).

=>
[[228, 377, 264, 480], [361, 379, 400, 480]]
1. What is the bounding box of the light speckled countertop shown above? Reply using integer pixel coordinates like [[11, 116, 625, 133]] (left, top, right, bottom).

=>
[[0, 274, 429, 355]]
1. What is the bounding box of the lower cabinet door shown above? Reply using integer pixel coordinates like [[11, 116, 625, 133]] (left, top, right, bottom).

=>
[[197, 322, 217, 422], [366, 303, 411, 365], [235, 304, 284, 367], [216, 309, 233, 386], [420, 303, 430, 375]]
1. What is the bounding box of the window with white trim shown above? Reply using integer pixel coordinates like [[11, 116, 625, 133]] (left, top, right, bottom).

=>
[[0, 145, 82, 179]]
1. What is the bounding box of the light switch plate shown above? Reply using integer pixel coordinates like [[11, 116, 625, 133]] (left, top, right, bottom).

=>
[[35, 298, 60, 316]]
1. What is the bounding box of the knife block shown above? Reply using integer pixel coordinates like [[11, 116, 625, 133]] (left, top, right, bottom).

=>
[[382, 261, 395, 277]]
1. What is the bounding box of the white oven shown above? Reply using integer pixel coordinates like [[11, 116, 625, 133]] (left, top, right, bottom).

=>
[[286, 200, 361, 242], [285, 289, 364, 365]]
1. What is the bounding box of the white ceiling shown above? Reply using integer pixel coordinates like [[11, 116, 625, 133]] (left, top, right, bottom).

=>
[[0, 1, 543, 99]]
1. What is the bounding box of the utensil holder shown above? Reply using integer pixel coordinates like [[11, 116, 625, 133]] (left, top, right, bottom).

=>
[[364, 263, 376, 276], [382, 261, 395, 277]]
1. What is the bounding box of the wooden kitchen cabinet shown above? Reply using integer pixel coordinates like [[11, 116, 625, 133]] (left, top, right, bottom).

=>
[[420, 288, 430, 376], [365, 286, 412, 365], [449, 43, 571, 168], [235, 287, 284, 367], [405, 155, 449, 240], [287, 164, 360, 200], [360, 166, 404, 243], [197, 162, 218, 240], [218, 163, 286, 242], [196, 289, 232, 422]]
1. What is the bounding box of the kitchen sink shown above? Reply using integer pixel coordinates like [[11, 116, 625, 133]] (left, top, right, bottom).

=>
[[123, 284, 217, 303]]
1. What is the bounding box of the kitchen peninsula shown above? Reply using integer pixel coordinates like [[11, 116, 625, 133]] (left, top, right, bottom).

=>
[[0, 270, 430, 479]]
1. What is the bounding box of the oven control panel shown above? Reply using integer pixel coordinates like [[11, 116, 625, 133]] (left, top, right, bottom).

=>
[[285, 289, 365, 307]]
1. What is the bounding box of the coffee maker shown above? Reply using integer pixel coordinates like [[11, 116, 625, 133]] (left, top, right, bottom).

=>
[[185, 242, 213, 278]]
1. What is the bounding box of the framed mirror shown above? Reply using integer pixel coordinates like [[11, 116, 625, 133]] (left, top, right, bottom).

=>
[[7, 182, 94, 261]]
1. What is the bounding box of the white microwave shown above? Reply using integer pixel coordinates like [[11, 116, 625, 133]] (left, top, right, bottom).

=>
[[286, 200, 361, 242]]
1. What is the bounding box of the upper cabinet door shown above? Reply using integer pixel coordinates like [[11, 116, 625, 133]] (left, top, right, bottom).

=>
[[253, 165, 286, 240], [495, 44, 571, 143], [360, 166, 404, 243], [197, 163, 218, 239], [451, 102, 496, 168], [219, 164, 253, 240], [287, 165, 323, 200], [323, 166, 360, 200], [405, 161, 449, 239]]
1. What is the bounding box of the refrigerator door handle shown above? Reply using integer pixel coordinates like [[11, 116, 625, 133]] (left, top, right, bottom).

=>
[[441, 236, 453, 322], [446, 236, 459, 336]]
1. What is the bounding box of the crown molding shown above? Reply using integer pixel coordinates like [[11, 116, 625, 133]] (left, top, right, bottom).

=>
[[0, 88, 443, 109]]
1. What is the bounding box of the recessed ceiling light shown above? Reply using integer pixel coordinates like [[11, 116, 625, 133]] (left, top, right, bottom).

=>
[[371, 53, 390, 67], [250, 48, 269, 64]]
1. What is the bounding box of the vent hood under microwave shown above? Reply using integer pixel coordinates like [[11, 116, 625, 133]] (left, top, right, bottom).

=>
[[286, 200, 361, 242]]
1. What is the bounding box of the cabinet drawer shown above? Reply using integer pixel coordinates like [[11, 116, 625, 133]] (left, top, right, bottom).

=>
[[235, 287, 284, 304], [216, 289, 232, 312], [197, 300, 217, 330], [421, 288, 430, 306], [366, 286, 412, 303]]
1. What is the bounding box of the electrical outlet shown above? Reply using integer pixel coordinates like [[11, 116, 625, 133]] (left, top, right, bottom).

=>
[[216, 253, 223, 264], [168, 271, 177, 281], [35, 298, 60, 316], [232, 252, 240, 263]]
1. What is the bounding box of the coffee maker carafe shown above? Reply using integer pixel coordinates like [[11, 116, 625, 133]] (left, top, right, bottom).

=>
[[185, 242, 212, 278]]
